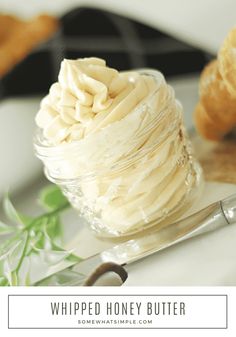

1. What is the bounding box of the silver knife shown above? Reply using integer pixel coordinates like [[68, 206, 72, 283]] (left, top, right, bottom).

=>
[[35, 193, 236, 286]]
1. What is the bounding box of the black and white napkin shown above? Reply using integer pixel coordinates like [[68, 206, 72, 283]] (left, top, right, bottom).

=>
[[0, 7, 212, 99]]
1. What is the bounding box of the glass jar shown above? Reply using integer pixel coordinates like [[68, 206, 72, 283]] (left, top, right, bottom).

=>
[[34, 69, 203, 239]]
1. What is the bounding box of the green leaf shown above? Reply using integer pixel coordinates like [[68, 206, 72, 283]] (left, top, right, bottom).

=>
[[45, 215, 62, 242], [18, 214, 33, 226], [39, 185, 69, 211], [0, 185, 80, 286], [18, 257, 31, 286], [11, 236, 28, 272], [1, 232, 28, 272], [11, 271, 18, 286], [0, 221, 15, 236], [51, 242, 82, 263], [3, 196, 32, 227], [0, 240, 23, 263], [3, 258, 13, 285], [0, 276, 8, 286], [36, 248, 74, 266], [66, 253, 82, 264]]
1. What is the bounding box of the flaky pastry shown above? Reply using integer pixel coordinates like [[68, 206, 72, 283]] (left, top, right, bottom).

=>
[[194, 27, 236, 140]]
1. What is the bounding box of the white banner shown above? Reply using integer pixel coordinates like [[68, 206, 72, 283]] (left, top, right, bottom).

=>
[[0, 286, 235, 336], [8, 294, 226, 329]]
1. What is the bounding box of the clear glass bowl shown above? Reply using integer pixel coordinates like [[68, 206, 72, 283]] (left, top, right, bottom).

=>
[[34, 69, 203, 239]]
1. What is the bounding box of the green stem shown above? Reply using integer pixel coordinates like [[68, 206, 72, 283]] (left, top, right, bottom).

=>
[[0, 203, 70, 253], [0, 202, 72, 285], [23, 202, 70, 232], [14, 232, 30, 282]]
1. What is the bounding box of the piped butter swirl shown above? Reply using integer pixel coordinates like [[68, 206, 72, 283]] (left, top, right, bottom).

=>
[[36, 57, 157, 144], [35, 58, 202, 236]]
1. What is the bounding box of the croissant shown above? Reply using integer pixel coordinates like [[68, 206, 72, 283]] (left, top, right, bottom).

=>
[[194, 27, 236, 140], [0, 14, 58, 77]]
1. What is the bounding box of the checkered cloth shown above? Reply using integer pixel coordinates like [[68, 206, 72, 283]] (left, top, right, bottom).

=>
[[0, 7, 212, 98]]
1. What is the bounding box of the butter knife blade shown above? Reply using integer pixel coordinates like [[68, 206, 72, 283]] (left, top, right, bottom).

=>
[[35, 193, 236, 286]]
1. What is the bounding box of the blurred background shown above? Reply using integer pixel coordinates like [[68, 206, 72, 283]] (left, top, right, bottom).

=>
[[0, 0, 235, 201]]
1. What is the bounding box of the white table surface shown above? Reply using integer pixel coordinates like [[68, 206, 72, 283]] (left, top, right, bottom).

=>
[[0, 97, 43, 199], [0, 0, 236, 53]]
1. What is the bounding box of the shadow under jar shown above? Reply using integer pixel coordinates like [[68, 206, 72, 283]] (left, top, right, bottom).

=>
[[34, 69, 203, 239]]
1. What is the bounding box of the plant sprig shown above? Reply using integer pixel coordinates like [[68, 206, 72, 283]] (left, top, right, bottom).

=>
[[0, 185, 81, 286]]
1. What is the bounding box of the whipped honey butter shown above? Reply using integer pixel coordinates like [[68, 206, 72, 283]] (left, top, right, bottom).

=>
[[35, 57, 203, 237]]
